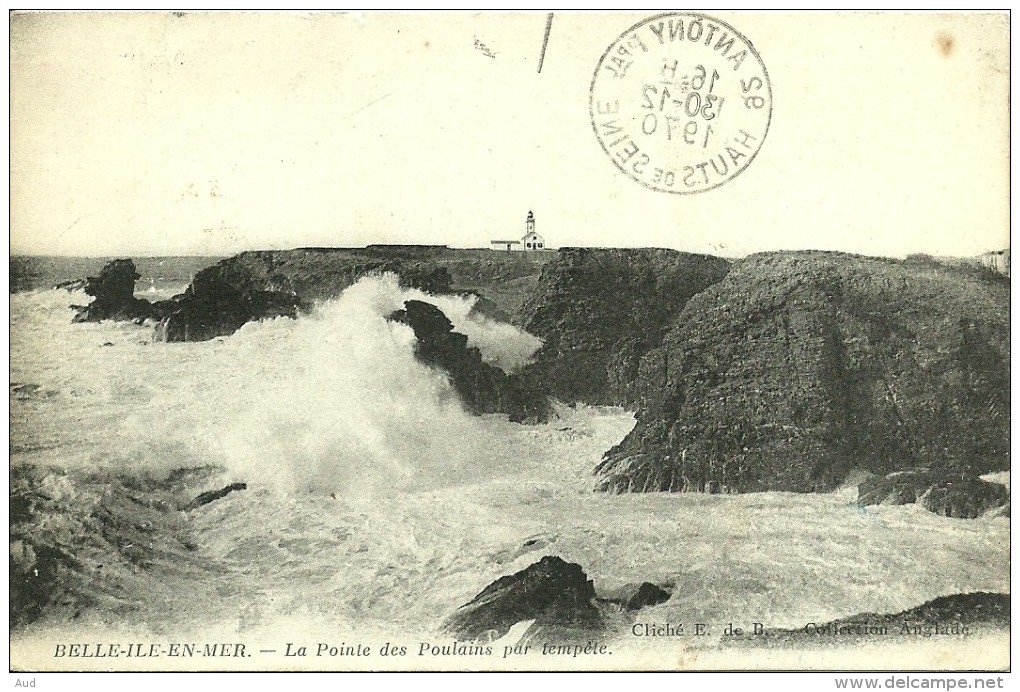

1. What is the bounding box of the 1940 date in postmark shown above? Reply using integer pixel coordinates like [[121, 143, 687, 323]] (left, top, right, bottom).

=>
[[589, 13, 772, 194]]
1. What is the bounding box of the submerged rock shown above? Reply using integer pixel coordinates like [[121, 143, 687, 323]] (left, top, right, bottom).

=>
[[390, 300, 550, 423], [894, 592, 1010, 626], [189, 482, 248, 509], [55, 278, 87, 292], [10, 463, 202, 630], [859, 471, 1009, 519], [597, 581, 672, 611], [858, 471, 934, 506], [921, 479, 1009, 519], [443, 556, 603, 641]]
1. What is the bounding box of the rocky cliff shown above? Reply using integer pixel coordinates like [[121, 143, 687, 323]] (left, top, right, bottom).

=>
[[152, 248, 457, 342], [596, 251, 1010, 494], [144, 247, 556, 343], [61, 247, 1009, 499], [517, 248, 731, 406], [152, 252, 305, 342]]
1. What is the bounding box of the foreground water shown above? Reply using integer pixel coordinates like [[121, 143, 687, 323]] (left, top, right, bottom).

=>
[[9, 276, 1009, 670]]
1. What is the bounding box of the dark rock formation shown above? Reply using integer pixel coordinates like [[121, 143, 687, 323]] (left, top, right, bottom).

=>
[[443, 556, 603, 641], [154, 288, 302, 343], [71, 260, 163, 324], [10, 383, 56, 401], [10, 463, 206, 630], [517, 248, 730, 406], [893, 592, 1010, 627], [858, 471, 934, 506], [60, 248, 547, 343], [859, 471, 1009, 518], [154, 245, 724, 352], [151, 249, 458, 342], [189, 482, 247, 509], [731, 592, 1010, 648], [921, 479, 1009, 519], [55, 278, 87, 292], [389, 300, 550, 423], [597, 251, 1010, 494], [598, 581, 672, 611], [152, 253, 305, 342]]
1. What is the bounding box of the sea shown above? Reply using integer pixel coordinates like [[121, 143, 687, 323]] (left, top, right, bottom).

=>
[[8, 257, 1010, 671]]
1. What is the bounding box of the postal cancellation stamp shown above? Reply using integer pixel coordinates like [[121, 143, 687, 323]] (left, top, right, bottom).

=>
[[589, 13, 772, 194]]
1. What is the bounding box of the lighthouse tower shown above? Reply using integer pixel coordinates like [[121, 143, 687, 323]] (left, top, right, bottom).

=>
[[521, 210, 545, 250]]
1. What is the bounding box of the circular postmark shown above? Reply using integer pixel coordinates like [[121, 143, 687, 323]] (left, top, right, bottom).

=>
[[589, 13, 772, 194]]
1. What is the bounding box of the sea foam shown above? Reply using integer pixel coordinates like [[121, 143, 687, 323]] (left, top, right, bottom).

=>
[[55, 274, 544, 495]]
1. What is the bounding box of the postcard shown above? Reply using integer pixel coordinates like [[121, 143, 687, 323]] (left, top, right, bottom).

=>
[[9, 11, 1010, 673]]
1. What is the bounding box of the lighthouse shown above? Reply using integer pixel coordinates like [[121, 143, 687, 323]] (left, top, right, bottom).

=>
[[521, 211, 544, 250], [489, 210, 547, 251]]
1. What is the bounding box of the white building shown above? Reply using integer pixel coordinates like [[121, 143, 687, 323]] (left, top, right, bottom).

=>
[[978, 248, 1010, 276], [489, 239, 521, 252], [490, 211, 547, 251]]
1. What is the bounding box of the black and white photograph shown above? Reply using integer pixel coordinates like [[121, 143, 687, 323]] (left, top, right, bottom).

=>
[[8, 11, 1011, 674]]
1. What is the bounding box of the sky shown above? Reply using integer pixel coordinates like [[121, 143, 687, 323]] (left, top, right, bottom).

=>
[[9, 11, 1010, 258]]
